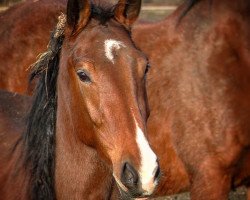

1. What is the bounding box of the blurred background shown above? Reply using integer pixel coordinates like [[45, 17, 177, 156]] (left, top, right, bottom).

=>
[[0, 0, 184, 21]]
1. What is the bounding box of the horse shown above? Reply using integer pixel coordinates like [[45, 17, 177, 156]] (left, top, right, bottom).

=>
[[0, 0, 161, 199], [133, 0, 250, 199], [1, 0, 250, 199]]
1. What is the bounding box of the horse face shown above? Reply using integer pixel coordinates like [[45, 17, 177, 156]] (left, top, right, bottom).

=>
[[57, 0, 160, 197]]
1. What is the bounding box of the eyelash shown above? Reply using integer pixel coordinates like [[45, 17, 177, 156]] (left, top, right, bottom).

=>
[[76, 69, 91, 83]]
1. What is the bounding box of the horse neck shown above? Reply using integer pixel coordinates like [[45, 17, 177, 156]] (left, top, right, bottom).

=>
[[54, 89, 116, 199]]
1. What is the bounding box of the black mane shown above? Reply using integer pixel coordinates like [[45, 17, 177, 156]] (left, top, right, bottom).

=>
[[23, 20, 64, 200]]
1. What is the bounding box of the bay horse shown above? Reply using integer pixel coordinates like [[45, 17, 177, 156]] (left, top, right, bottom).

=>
[[1, 0, 250, 199], [133, 0, 250, 199], [0, 0, 161, 199]]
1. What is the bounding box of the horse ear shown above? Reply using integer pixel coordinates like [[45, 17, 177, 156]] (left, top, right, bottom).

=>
[[66, 0, 91, 34], [114, 0, 141, 27]]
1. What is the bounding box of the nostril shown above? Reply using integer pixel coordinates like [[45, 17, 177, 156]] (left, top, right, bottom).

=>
[[154, 160, 161, 182], [121, 162, 139, 189], [154, 165, 161, 182]]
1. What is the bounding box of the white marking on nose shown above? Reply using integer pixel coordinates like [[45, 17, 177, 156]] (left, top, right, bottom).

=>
[[135, 121, 158, 195], [104, 39, 126, 64]]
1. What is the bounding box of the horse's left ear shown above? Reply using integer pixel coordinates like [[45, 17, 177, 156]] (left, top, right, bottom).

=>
[[66, 0, 91, 35], [114, 0, 141, 27]]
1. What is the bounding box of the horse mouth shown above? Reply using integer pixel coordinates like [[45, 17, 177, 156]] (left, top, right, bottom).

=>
[[117, 187, 146, 200], [113, 173, 150, 199]]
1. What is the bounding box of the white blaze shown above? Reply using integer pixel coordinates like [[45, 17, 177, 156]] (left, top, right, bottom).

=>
[[104, 39, 125, 63], [135, 121, 158, 195]]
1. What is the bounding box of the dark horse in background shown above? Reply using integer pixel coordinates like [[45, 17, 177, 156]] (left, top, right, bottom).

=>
[[0, 0, 250, 199], [0, 0, 161, 199]]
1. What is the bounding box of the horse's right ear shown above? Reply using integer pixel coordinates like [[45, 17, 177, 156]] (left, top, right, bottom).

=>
[[66, 0, 91, 35], [114, 0, 142, 27]]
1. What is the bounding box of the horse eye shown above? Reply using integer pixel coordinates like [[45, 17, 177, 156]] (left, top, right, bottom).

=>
[[77, 70, 91, 83]]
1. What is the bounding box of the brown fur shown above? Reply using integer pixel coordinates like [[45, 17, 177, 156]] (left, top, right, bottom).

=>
[[0, 89, 120, 200], [0, 90, 31, 200], [133, 0, 250, 199], [1, 0, 250, 199], [0, 0, 158, 199], [0, 0, 66, 94]]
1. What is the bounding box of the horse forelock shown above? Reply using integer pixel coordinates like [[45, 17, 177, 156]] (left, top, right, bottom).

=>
[[90, 2, 115, 24]]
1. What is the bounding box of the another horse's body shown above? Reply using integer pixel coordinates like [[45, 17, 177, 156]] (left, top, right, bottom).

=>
[[0, 90, 31, 200], [0, 0, 66, 94], [0, 0, 160, 199], [133, 0, 250, 199]]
